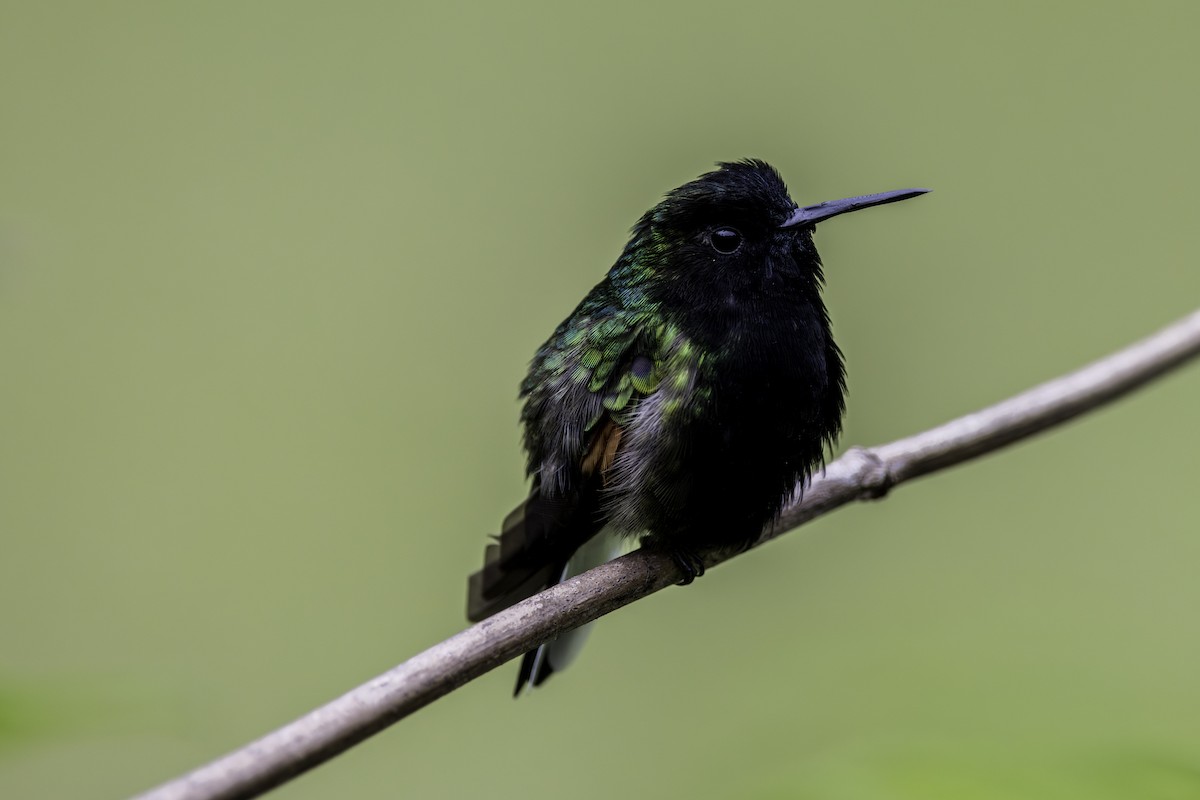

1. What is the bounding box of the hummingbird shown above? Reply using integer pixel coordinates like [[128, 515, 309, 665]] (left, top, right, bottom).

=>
[[466, 159, 928, 694]]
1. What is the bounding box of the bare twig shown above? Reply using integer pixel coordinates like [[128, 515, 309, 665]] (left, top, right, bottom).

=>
[[135, 308, 1200, 800]]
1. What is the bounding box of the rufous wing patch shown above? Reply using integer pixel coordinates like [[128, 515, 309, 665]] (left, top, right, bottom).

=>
[[580, 418, 624, 485]]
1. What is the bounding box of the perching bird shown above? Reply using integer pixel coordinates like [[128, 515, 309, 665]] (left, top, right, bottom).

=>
[[467, 159, 927, 694]]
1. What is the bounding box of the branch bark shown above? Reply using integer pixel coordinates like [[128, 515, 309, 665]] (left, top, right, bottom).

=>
[[135, 308, 1200, 800]]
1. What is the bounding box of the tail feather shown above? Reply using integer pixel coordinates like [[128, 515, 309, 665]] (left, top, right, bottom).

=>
[[513, 527, 627, 695], [466, 558, 560, 622], [466, 481, 602, 623]]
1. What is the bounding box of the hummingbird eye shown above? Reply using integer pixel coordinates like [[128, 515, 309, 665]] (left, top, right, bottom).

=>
[[709, 227, 743, 254]]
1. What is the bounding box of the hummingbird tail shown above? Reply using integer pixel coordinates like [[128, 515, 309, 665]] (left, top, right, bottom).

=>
[[514, 526, 626, 694], [466, 482, 602, 623]]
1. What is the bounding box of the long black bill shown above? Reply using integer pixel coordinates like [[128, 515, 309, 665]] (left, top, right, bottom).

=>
[[780, 188, 930, 228]]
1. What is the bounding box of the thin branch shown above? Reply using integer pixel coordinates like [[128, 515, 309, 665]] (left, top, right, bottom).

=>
[[135, 308, 1200, 800]]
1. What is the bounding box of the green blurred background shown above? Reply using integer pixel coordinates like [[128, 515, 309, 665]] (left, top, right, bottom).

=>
[[3, 2, 1200, 798]]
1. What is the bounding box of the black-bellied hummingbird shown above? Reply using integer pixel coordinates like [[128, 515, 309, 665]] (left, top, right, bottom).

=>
[[466, 160, 928, 694]]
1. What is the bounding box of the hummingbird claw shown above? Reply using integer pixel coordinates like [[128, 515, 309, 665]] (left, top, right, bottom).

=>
[[669, 548, 706, 585]]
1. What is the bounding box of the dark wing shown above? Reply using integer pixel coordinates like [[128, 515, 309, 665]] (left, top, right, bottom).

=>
[[466, 300, 660, 623]]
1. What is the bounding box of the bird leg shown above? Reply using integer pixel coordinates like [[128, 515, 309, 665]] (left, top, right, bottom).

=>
[[669, 548, 707, 585], [640, 535, 707, 585]]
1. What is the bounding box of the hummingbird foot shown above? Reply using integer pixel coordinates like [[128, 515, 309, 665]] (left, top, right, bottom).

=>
[[640, 535, 709, 584], [669, 548, 706, 585], [662, 544, 705, 582]]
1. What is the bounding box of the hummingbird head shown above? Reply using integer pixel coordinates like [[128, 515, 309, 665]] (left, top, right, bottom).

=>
[[629, 159, 927, 294]]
